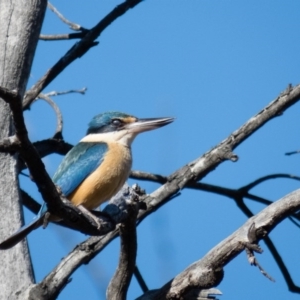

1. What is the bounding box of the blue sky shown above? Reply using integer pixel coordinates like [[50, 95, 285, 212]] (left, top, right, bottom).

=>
[[19, 1, 300, 299]]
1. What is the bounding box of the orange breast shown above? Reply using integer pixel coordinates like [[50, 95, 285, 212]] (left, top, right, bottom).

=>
[[68, 142, 132, 210]]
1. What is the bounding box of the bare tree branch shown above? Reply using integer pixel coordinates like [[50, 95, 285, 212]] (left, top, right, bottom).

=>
[[131, 171, 300, 206], [28, 184, 142, 299], [138, 83, 300, 224], [21, 190, 41, 215], [0, 86, 116, 237], [28, 86, 300, 298], [39, 32, 86, 41], [136, 189, 300, 299], [32, 138, 72, 160], [240, 174, 300, 192], [42, 87, 87, 97], [134, 266, 149, 294], [47, 2, 86, 31], [106, 192, 139, 299], [34, 94, 63, 138], [285, 150, 300, 156], [23, 0, 144, 110]]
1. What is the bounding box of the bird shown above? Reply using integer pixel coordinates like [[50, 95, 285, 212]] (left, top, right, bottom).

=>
[[0, 111, 174, 249]]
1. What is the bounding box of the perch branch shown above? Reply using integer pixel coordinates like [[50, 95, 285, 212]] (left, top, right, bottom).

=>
[[28, 185, 142, 299], [106, 192, 139, 299], [0, 86, 118, 237], [29, 85, 300, 298]]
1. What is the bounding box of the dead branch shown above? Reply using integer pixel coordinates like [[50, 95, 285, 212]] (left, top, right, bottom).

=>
[[136, 189, 300, 299], [47, 2, 86, 31], [0, 86, 115, 237], [28, 86, 300, 298], [106, 191, 139, 299], [42, 87, 87, 97], [27, 184, 142, 299], [34, 94, 63, 138], [23, 0, 144, 110], [39, 33, 86, 40]]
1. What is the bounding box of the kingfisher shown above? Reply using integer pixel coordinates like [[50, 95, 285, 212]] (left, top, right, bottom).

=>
[[0, 111, 174, 249]]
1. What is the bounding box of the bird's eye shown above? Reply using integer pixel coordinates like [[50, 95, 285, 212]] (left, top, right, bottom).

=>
[[112, 119, 122, 126]]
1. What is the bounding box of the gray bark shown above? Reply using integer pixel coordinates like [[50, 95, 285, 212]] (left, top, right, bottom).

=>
[[0, 1, 47, 299]]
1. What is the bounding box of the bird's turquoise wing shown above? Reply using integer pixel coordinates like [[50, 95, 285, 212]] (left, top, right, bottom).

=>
[[53, 142, 108, 196]]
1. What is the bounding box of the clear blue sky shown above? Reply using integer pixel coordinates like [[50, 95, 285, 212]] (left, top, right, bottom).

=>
[[20, 1, 300, 299]]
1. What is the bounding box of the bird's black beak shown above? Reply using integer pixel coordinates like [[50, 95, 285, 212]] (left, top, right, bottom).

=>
[[125, 117, 174, 134]]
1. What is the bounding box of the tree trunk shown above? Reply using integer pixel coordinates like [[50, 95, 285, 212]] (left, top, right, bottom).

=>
[[0, 1, 47, 299]]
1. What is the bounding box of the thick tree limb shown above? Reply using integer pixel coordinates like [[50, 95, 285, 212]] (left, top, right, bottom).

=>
[[23, 0, 144, 110], [0, 87, 119, 236], [136, 189, 300, 299]]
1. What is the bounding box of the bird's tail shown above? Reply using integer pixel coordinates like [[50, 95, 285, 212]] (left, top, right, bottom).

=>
[[0, 216, 44, 250]]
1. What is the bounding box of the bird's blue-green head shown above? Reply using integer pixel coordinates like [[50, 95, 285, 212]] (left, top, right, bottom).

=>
[[87, 111, 174, 136]]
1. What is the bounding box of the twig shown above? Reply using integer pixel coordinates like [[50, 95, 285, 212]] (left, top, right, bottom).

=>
[[240, 174, 300, 192], [23, 0, 144, 110], [131, 171, 300, 204], [42, 87, 87, 97], [285, 150, 300, 156], [34, 94, 63, 138], [245, 245, 275, 282], [21, 190, 41, 215], [134, 266, 149, 293], [39, 33, 86, 40], [243, 224, 275, 282], [47, 2, 85, 31]]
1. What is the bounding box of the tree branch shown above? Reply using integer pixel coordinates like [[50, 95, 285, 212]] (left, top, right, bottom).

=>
[[34, 94, 63, 139], [47, 2, 86, 31], [137, 189, 300, 299], [0, 86, 118, 237], [23, 0, 144, 110], [106, 192, 139, 299], [42, 87, 87, 97], [32, 138, 72, 160], [28, 184, 142, 299], [26, 84, 300, 298], [138, 83, 300, 223], [39, 32, 86, 41]]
